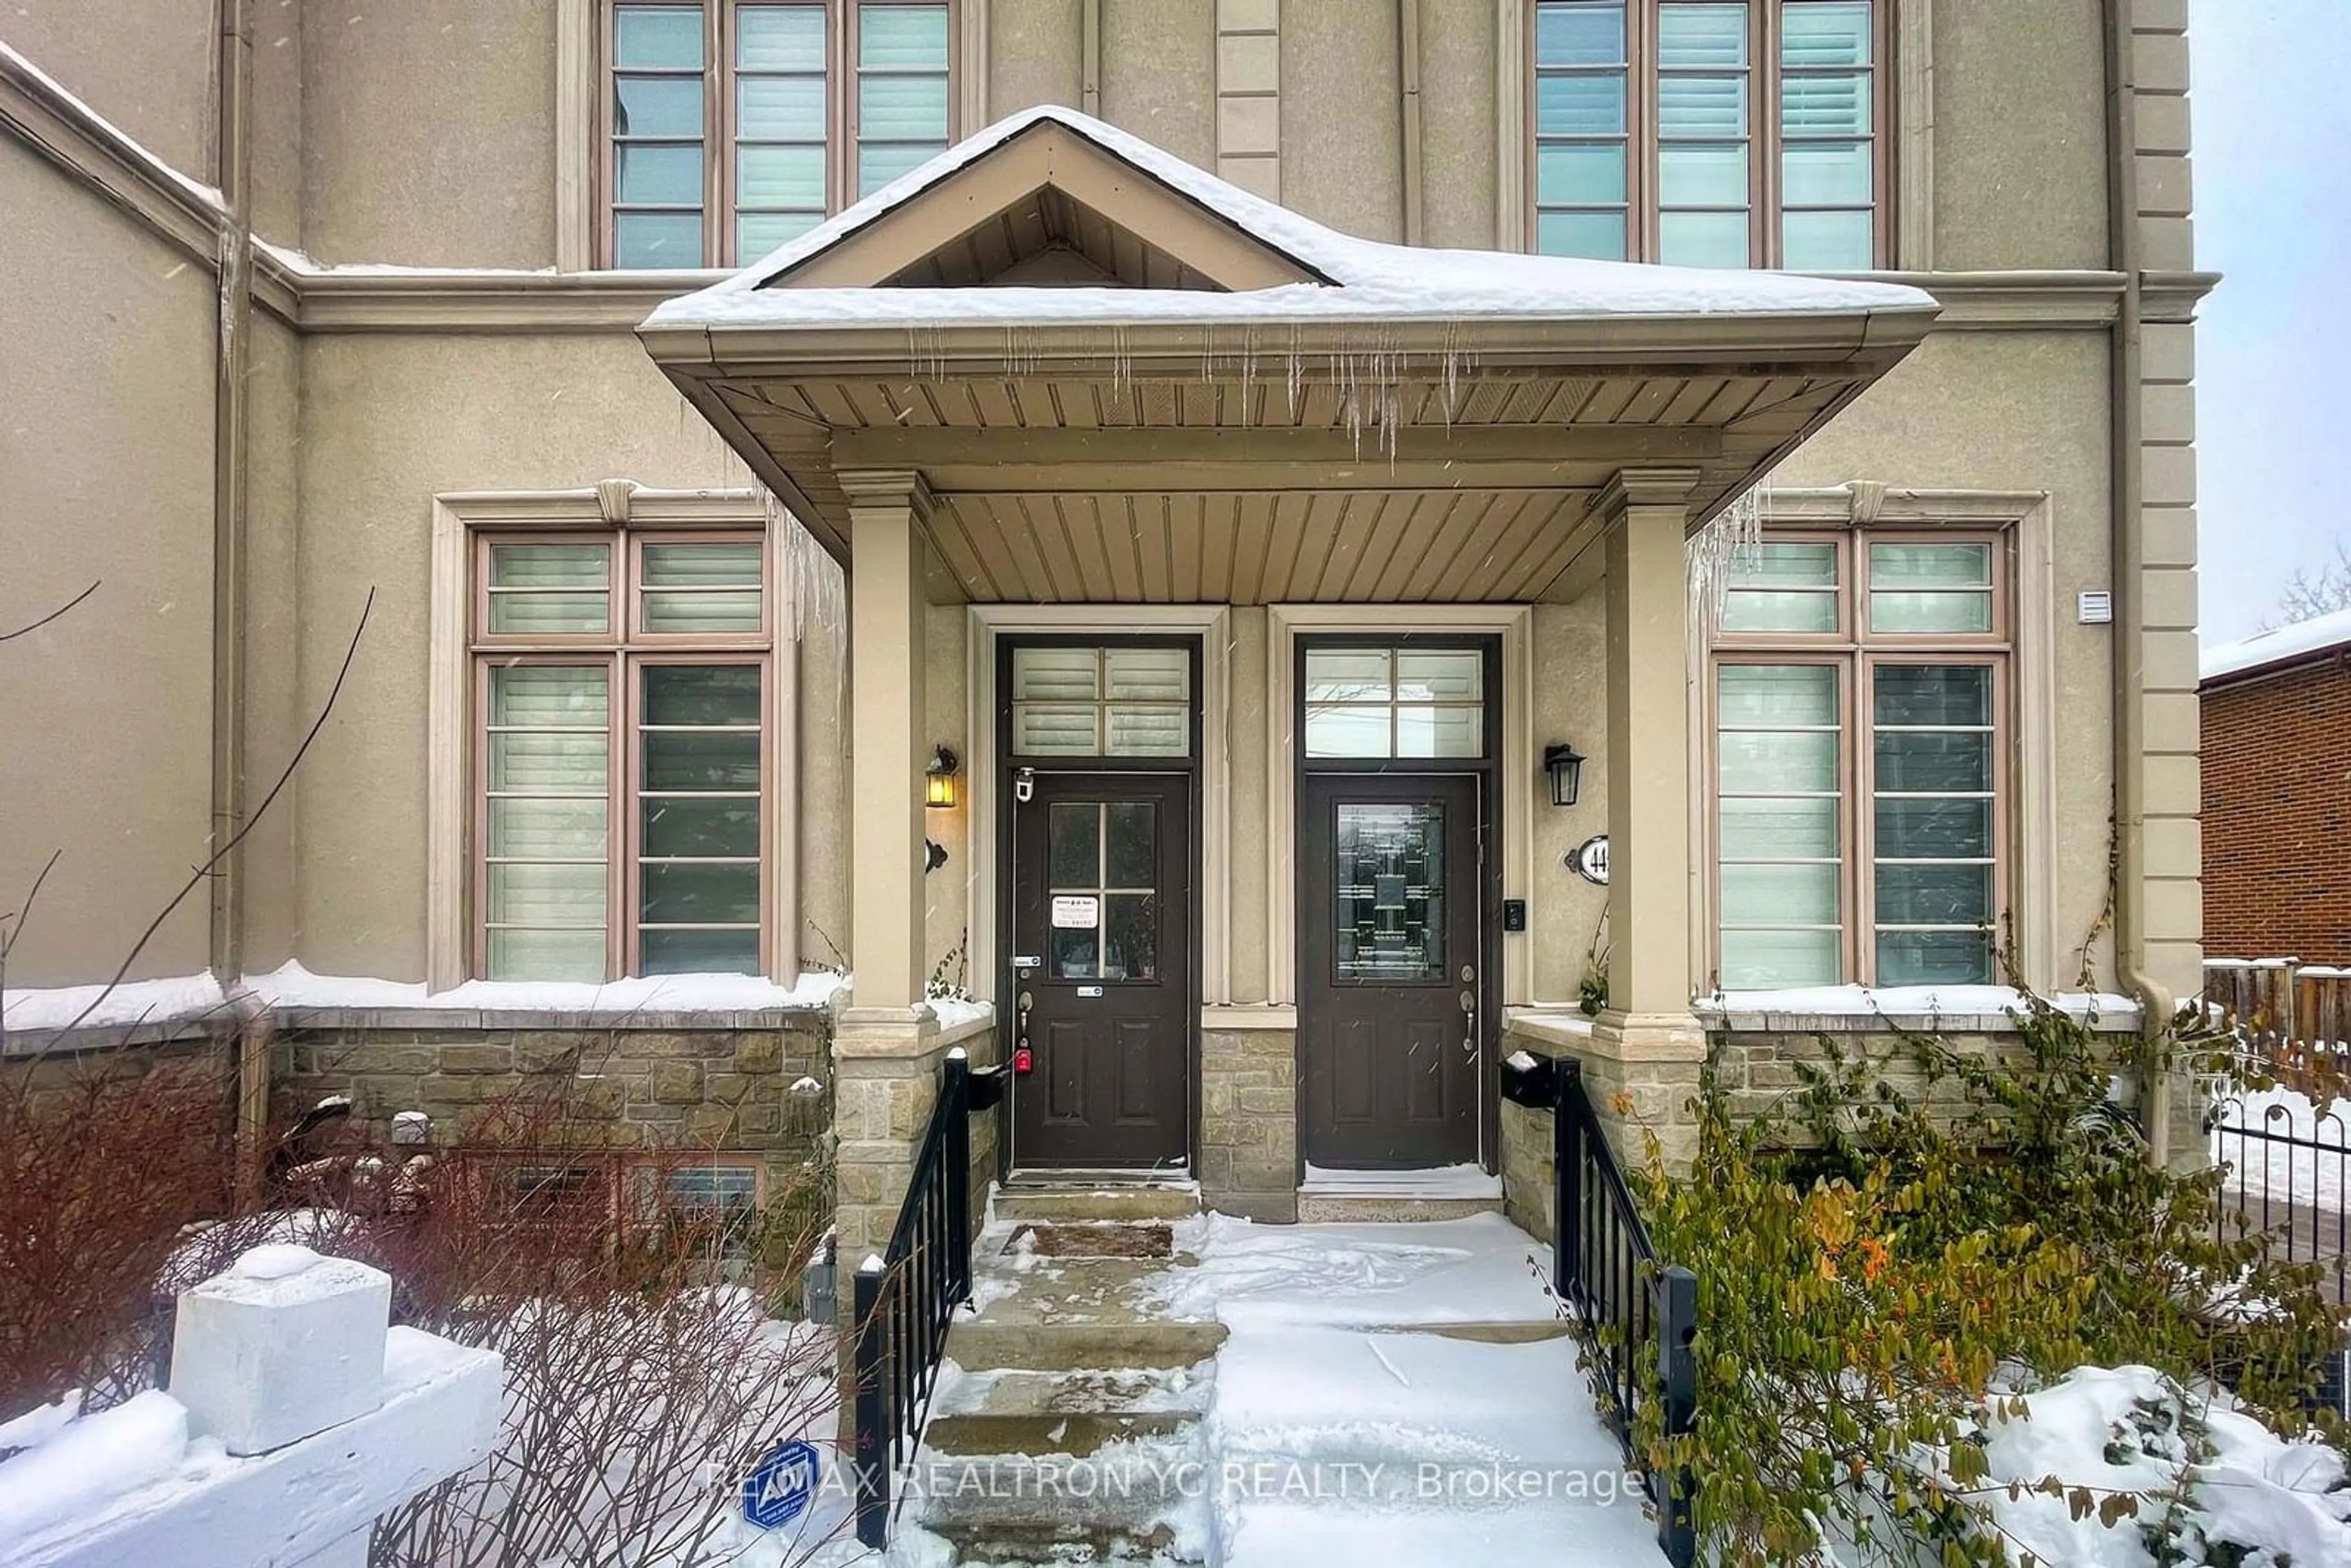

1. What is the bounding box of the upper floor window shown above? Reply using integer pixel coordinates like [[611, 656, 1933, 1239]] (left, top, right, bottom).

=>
[[1709, 530, 2008, 991], [603, 0, 954, 268], [1531, 0, 1885, 269]]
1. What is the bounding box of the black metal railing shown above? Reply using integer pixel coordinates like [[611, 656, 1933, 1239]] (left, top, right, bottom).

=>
[[852, 1049, 1005, 1548], [2209, 1086, 2351, 1414], [1502, 1051, 1698, 1567]]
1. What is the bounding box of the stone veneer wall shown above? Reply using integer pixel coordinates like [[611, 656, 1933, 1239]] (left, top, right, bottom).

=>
[[830, 1024, 1000, 1264], [1199, 1029, 1297, 1221], [272, 1015, 833, 1177], [1500, 1013, 2168, 1242]]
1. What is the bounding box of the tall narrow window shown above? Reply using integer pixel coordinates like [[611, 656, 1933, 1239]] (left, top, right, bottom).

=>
[[1709, 531, 2006, 989], [601, 1, 956, 268], [474, 531, 770, 981], [1528, 0, 1887, 268]]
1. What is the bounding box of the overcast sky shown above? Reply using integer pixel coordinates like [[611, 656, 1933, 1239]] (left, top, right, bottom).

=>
[[2191, 0, 2351, 643]]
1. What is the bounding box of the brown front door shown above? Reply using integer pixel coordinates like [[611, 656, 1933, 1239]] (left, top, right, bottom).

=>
[[1299, 773, 1482, 1168], [1010, 772, 1191, 1169]]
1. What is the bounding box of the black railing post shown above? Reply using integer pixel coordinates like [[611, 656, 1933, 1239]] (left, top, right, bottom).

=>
[[1555, 1056, 1584, 1304], [852, 1256, 890, 1549], [942, 1049, 972, 1305], [1655, 1264, 1699, 1568]]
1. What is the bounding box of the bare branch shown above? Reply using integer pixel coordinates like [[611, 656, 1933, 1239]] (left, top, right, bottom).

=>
[[0, 849, 67, 1054], [58, 589, 376, 1037], [0, 581, 100, 644]]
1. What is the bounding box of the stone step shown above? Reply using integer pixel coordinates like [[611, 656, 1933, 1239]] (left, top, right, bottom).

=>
[[946, 1319, 1229, 1372], [905, 1438, 1212, 1564], [1294, 1193, 1502, 1224], [993, 1184, 1202, 1224], [924, 1363, 1212, 1458]]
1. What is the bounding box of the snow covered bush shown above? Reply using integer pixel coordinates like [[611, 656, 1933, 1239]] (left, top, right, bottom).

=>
[[356, 1080, 844, 1568], [0, 1053, 843, 1567], [1626, 988, 2345, 1566], [0, 1041, 256, 1415]]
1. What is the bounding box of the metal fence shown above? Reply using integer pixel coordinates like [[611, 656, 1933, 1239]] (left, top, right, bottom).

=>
[[2204, 958, 2351, 1416]]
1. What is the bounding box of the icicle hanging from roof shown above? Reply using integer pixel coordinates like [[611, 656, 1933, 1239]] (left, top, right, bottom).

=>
[[1687, 470, 1769, 636]]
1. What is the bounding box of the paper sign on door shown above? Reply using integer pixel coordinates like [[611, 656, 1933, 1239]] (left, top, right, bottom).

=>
[[1051, 895, 1100, 928]]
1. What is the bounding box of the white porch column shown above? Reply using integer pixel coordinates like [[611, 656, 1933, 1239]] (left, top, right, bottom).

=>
[[841, 468, 934, 1015], [1590, 467, 1707, 1168]]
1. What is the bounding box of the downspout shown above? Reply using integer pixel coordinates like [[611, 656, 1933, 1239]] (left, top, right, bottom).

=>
[[2101, 0, 2177, 1164], [1399, 0, 1424, 246], [211, 0, 263, 1174]]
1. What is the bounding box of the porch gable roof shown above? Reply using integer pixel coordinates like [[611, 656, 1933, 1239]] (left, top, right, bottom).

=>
[[637, 108, 1943, 596]]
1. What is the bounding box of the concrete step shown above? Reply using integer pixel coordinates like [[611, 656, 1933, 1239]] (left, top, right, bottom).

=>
[[993, 1184, 1202, 1224], [1294, 1193, 1502, 1223]]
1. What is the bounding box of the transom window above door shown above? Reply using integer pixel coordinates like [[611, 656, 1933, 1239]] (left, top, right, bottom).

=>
[[602, 0, 954, 268], [1531, 0, 1885, 269], [1303, 645, 1490, 760], [1009, 645, 1192, 758]]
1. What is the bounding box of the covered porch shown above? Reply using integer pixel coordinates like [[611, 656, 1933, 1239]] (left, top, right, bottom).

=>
[[637, 106, 1937, 1236]]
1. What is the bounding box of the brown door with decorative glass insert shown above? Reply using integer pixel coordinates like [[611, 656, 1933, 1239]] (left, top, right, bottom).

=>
[[1299, 773, 1482, 1168], [1009, 773, 1192, 1169]]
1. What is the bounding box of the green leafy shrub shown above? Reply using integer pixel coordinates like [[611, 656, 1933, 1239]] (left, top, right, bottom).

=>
[[1623, 990, 2342, 1566]]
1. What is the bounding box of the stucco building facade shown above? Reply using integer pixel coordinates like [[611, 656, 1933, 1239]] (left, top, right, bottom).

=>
[[3, 0, 2208, 1237]]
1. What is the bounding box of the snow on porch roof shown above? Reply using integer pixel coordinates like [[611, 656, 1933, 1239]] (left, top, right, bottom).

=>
[[642, 105, 1940, 334]]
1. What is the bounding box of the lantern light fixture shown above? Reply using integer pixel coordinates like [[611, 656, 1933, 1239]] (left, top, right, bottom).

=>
[[1543, 743, 1585, 808], [924, 745, 959, 809]]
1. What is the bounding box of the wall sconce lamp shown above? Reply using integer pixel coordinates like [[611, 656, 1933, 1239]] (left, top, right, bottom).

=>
[[924, 745, 960, 809], [1543, 743, 1585, 808]]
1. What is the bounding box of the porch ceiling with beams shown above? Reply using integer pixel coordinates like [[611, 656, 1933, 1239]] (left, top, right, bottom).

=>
[[640, 107, 1942, 605]]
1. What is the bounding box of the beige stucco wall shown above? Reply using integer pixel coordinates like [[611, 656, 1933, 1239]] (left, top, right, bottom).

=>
[[1416, 0, 1500, 250], [1530, 597, 1610, 1004], [7, 1, 217, 179], [922, 601, 970, 985], [288, 332, 847, 981], [1226, 606, 1270, 1003], [0, 141, 218, 986], [988, 0, 1082, 118], [1278, 0, 1402, 243], [1098, 0, 1216, 174], [297, 0, 558, 266], [1775, 330, 2120, 983], [1930, 0, 2112, 271], [239, 313, 307, 975]]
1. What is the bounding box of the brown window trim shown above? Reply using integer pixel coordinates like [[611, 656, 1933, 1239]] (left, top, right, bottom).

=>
[[470, 523, 777, 983], [595, 0, 960, 269], [1526, 0, 1895, 269], [1705, 522, 2014, 989]]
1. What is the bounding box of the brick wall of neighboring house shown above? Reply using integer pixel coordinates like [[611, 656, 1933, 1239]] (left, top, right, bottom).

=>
[[2202, 656, 2351, 965]]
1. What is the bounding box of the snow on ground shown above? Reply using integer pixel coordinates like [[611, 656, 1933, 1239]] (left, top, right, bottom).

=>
[[1965, 1365, 2351, 1568], [650, 105, 1935, 332], [2212, 1086, 2351, 1210], [1182, 1216, 1657, 1566], [1150, 1212, 1556, 1329]]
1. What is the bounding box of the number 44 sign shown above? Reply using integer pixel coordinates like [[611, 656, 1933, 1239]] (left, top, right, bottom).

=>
[[742, 1439, 822, 1530]]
